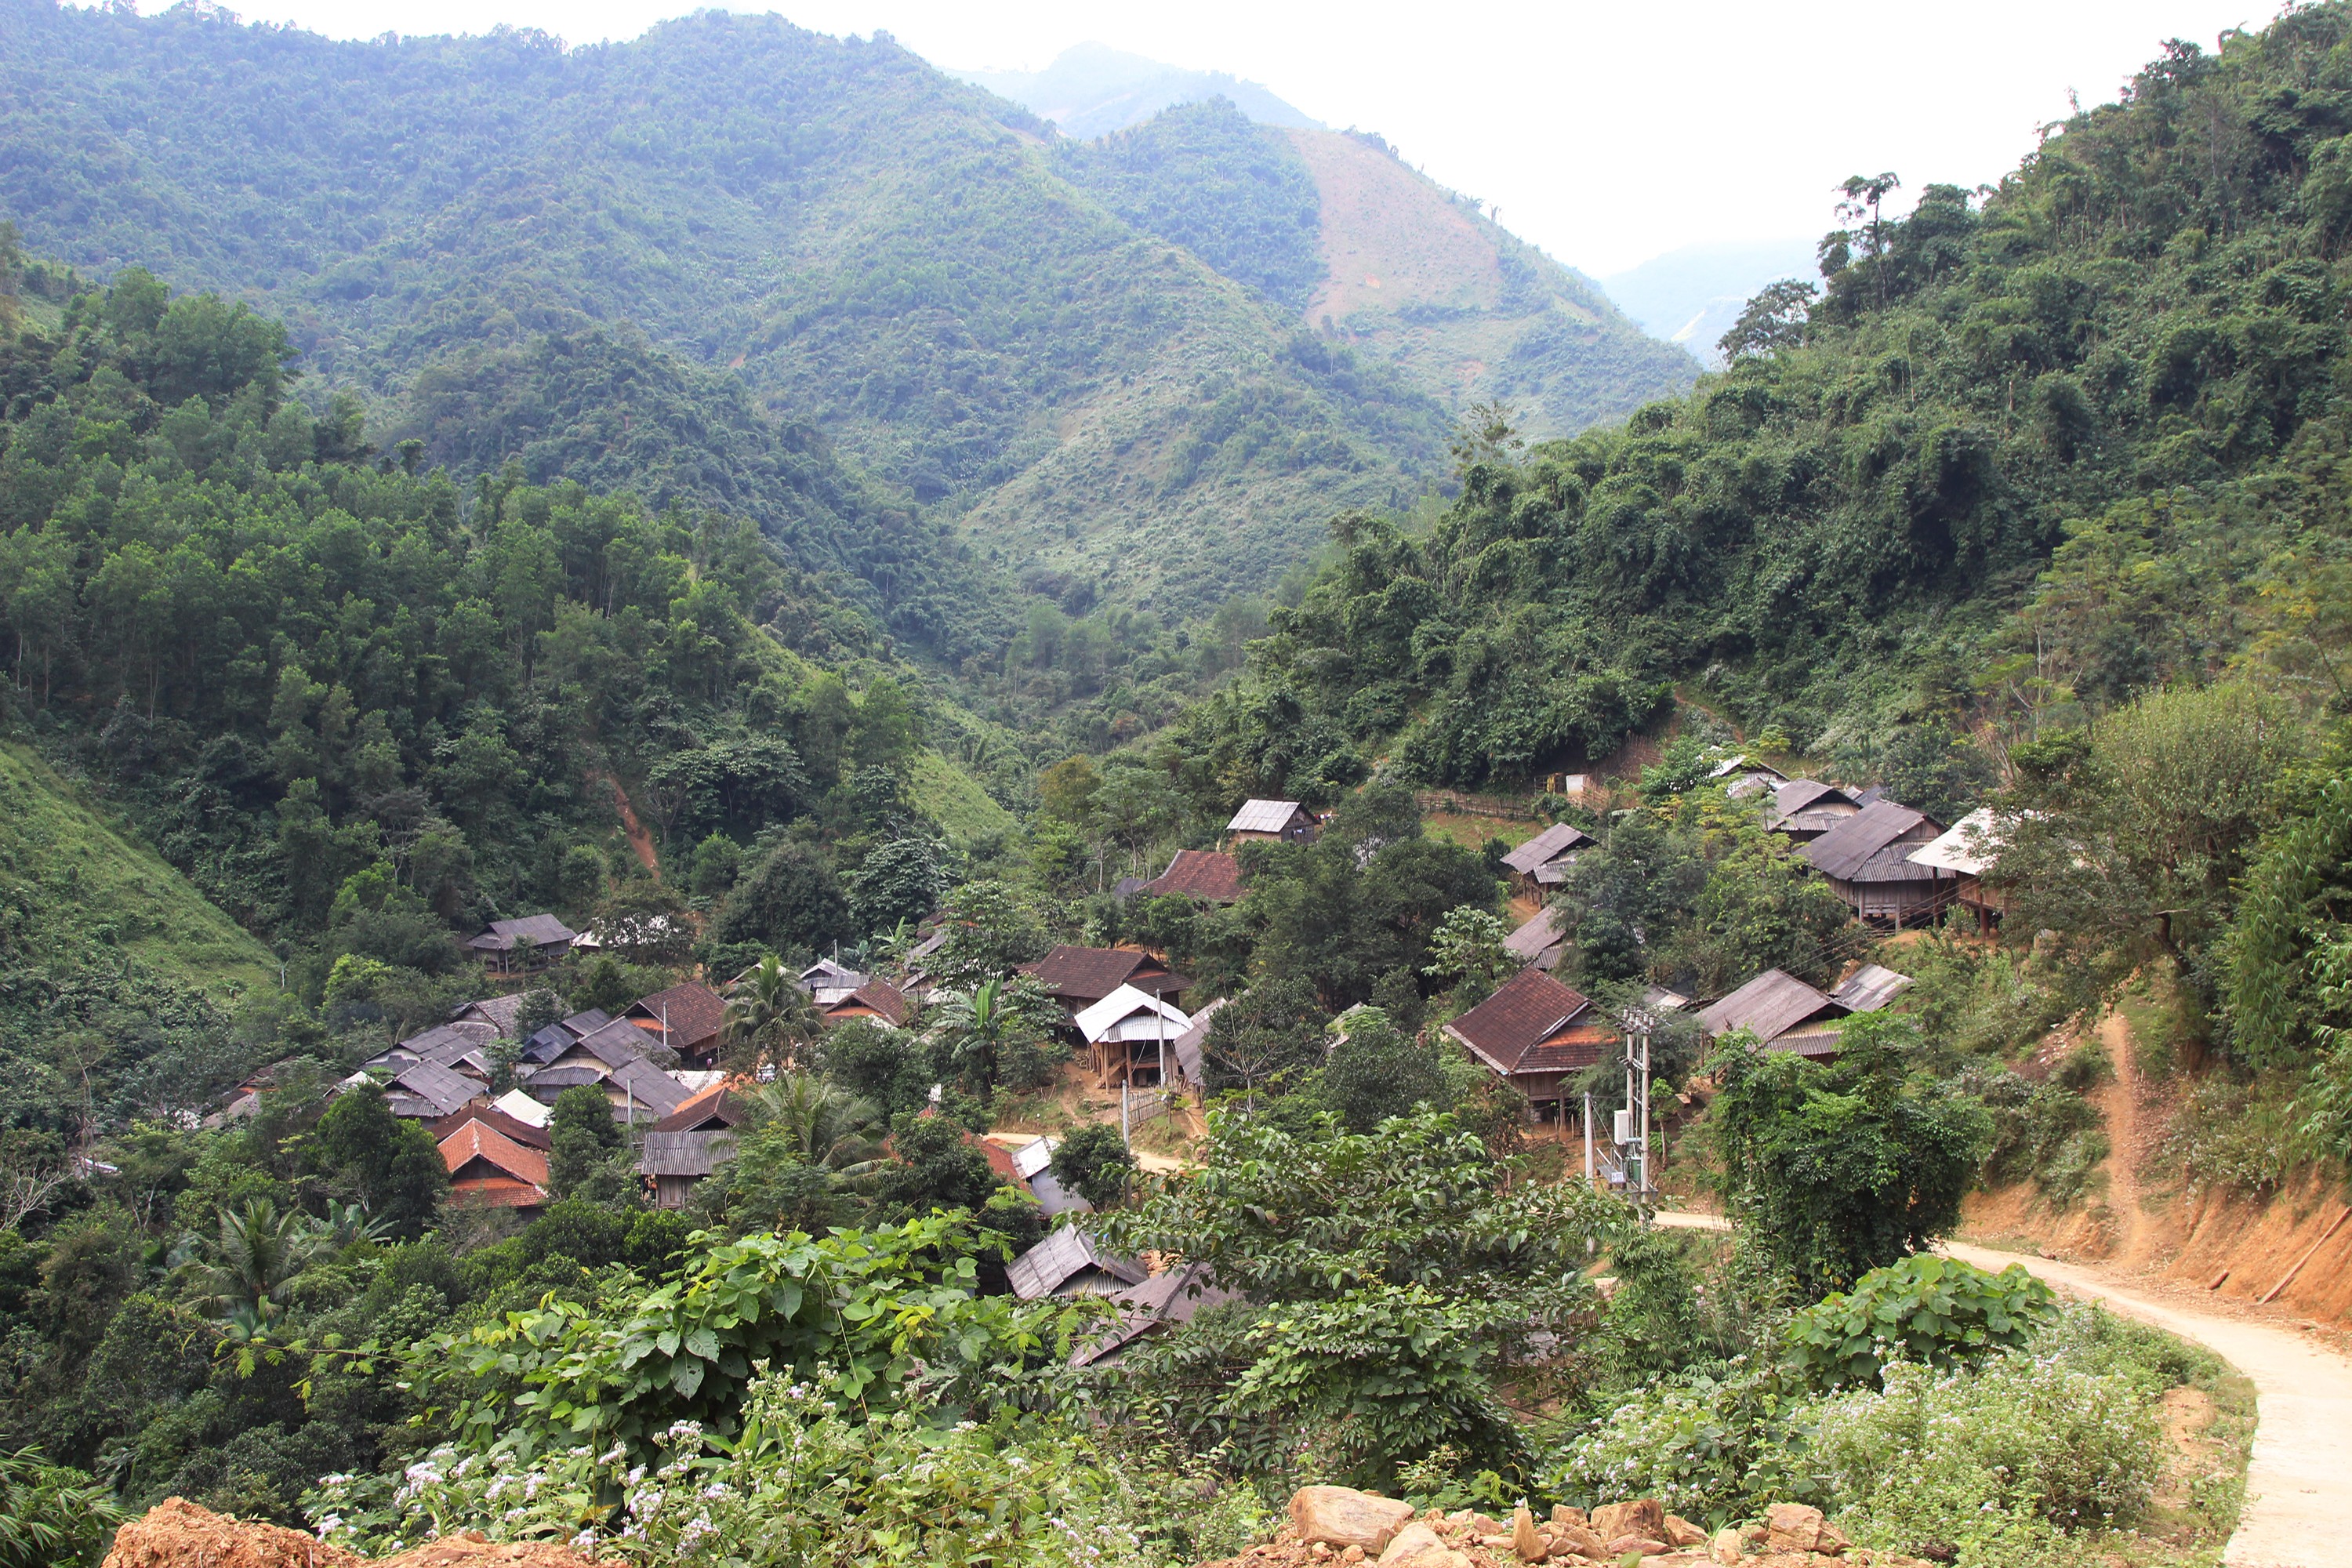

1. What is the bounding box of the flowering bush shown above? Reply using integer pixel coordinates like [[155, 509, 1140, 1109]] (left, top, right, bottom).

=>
[[310, 1369, 1273, 1567]]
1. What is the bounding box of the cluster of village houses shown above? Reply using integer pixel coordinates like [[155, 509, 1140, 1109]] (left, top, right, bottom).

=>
[[230, 758, 2003, 1340]]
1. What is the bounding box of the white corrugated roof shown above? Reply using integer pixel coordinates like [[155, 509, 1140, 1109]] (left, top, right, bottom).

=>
[[1071, 984, 1192, 1044], [1010, 1135, 1058, 1180], [1227, 799, 1304, 833], [1907, 807, 2009, 876], [492, 1088, 552, 1127]]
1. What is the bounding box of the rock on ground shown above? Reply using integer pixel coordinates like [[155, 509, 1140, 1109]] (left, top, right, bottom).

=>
[[1291, 1486, 1418, 1550], [101, 1502, 596, 1568]]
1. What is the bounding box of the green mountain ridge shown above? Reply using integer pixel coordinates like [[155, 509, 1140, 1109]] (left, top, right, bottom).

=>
[[0, 0, 1690, 640]]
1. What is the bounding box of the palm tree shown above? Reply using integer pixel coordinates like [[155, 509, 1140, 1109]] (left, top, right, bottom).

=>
[[724, 953, 822, 1072], [175, 1199, 325, 1327], [928, 976, 1054, 1094], [746, 1073, 883, 1175]]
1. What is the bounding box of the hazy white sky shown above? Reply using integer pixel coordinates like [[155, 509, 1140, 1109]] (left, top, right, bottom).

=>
[[159, 0, 2270, 275]]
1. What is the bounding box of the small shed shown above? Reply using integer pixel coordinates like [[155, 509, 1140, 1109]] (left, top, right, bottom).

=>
[[1906, 808, 2015, 934], [1801, 800, 1953, 926], [1442, 967, 1617, 1131], [1008, 1134, 1089, 1217], [1697, 969, 1850, 1058], [638, 1130, 738, 1210], [1710, 755, 1788, 800], [1138, 848, 1247, 906], [1072, 1262, 1240, 1367], [1225, 799, 1316, 844], [1501, 822, 1594, 894], [466, 913, 578, 972], [1503, 906, 1567, 971], [1006, 1228, 1149, 1301]]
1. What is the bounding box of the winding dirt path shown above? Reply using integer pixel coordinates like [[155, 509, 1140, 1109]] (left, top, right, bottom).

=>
[[1653, 1210, 2352, 1566]]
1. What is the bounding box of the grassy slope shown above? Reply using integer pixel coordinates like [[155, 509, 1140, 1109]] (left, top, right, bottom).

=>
[[1286, 129, 1697, 436], [0, 743, 275, 1000]]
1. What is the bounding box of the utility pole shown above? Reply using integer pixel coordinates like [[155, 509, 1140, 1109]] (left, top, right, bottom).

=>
[[1617, 1029, 1653, 1219]]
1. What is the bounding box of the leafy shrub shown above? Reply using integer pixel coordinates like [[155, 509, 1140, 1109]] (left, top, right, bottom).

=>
[[1785, 1254, 2053, 1389], [1806, 1304, 2166, 1564], [314, 1373, 1271, 1566], [0, 1446, 120, 1568], [1537, 1356, 1805, 1525], [1966, 1065, 2109, 1204]]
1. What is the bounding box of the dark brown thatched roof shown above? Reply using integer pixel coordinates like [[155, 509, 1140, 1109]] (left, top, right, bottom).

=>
[[1140, 849, 1246, 905]]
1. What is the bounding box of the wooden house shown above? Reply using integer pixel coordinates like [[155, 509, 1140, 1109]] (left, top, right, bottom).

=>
[[361, 1020, 499, 1080], [798, 958, 866, 1007], [820, 979, 911, 1027], [1766, 779, 1865, 843], [1006, 1228, 1149, 1301], [1168, 995, 1229, 1093], [625, 981, 728, 1067], [1072, 983, 1192, 1088], [1503, 906, 1567, 971], [1697, 969, 1852, 1058], [385, 1058, 484, 1120], [1018, 946, 1191, 1018], [1137, 848, 1246, 906], [1800, 800, 1953, 925], [655, 1084, 753, 1134], [465, 913, 578, 973], [1905, 808, 2014, 934], [1709, 755, 1788, 800], [518, 1007, 613, 1067], [1442, 967, 1618, 1131], [438, 1118, 549, 1213], [452, 993, 526, 1036], [1225, 799, 1316, 844], [1501, 822, 1595, 895], [1072, 1262, 1239, 1367], [637, 1130, 737, 1209]]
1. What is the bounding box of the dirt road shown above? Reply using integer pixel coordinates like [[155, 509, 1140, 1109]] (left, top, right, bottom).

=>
[[1651, 1212, 2351, 1568]]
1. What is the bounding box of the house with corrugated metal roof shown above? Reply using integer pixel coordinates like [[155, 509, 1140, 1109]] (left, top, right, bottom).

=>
[[1225, 799, 1316, 844], [1073, 984, 1192, 1088], [1906, 807, 2016, 934], [1800, 799, 1953, 925], [638, 1130, 737, 1209], [1766, 779, 1866, 843], [1501, 822, 1594, 895], [1006, 1227, 1149, 1301], [465, 913, 578, 973], [1697, 969, 1852, 1058], [1503, 906, 1567, 971]]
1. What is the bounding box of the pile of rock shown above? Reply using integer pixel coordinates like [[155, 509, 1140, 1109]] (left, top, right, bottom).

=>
[[100, 1497, 601, 1568], [1193, 1487, 1942, 1568]]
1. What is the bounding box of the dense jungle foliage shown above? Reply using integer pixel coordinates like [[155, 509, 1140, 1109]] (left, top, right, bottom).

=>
[[1187, 13, 2352, 796]]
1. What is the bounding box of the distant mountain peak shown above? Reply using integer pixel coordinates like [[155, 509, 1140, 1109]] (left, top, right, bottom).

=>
[[952, 42, 1323, 140]]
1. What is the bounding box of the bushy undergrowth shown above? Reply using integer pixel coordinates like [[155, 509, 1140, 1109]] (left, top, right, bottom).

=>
[[2157, 1071, 2321, 1196], [315, 1373, 1272, 1567], [1543, 1288, 2182, 1548], [1809, 1305, 2168, 1566]]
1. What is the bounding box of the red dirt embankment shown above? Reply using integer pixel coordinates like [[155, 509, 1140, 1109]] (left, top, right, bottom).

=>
[[101, 1498, 595, 1568]]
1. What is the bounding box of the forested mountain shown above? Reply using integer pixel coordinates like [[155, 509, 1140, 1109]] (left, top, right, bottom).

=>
[[1187, 16, 2352, 797], [0, 1, 1688, 638]]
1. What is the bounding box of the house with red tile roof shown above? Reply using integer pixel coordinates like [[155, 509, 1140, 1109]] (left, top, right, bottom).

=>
[[439, 1118, 550, 1213]]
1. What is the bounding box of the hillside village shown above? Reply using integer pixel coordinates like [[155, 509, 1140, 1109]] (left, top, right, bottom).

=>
[[9, 4, 2352, 1568]]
